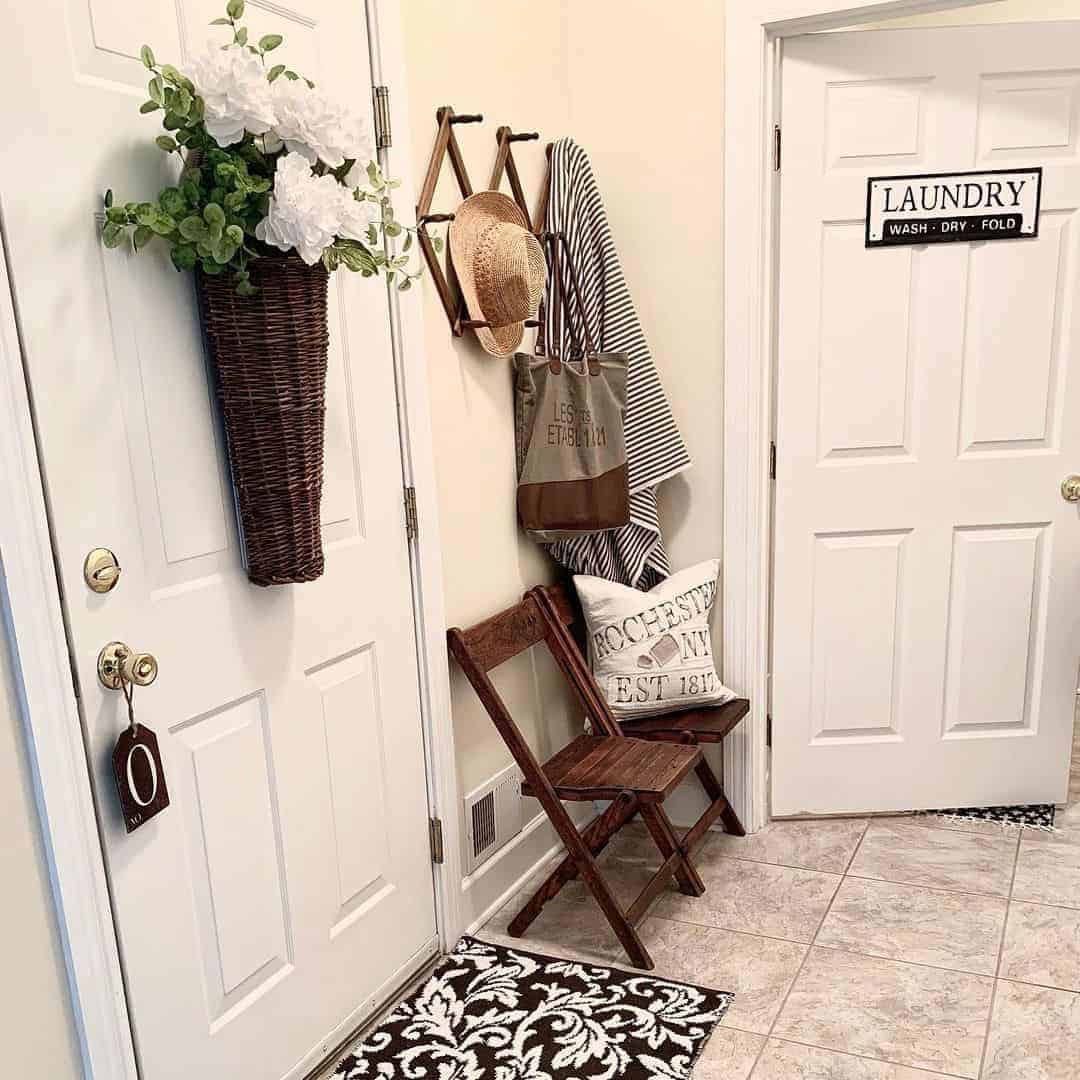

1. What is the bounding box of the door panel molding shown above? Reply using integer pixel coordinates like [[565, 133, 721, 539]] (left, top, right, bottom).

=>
[[723, 0, 1000, 832], [0, 3, 462, 1077]]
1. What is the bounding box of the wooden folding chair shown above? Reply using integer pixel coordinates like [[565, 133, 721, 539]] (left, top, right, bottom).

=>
[[532, 584, 751, 857], [447, 593, 707, 970]]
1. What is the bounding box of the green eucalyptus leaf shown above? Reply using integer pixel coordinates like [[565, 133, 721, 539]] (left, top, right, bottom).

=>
[[148, 76, 165, 105], [236, 279, 257, 297], [134, 203, 157, 226], [431, 235, 444, 253], [149, 212, 176, 236], [226, 0, 245, 18], [171, 245, 198, 272], [402, 231, 413, 253], [283, 70, 299, 81], [159, 187, 186, 216], [140, 45, 155, 69], [105, 206, 127, 224], [201, 258, 225, 274], [210, 16, 232, 25], [268, 63, 286, 82], [225, 224, 244, 245], [155, 135, 178, 153], [234, 27, 248, 45], [161, 64, 192, 89], [398, 277, 413, 291], [102, 222, 125, 248], [162, 113, 183, 130], [133, 225, 153, 250], [179, 215, 207, 241], [259, 34, 282, 51], [204, 203, 226, 227], [139, 100, 160, 114]]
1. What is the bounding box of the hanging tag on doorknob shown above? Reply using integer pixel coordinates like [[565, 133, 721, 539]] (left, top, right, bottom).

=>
[[111, 683, 169, 833]]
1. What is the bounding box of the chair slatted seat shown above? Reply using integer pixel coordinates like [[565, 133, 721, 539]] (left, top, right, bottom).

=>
[[534, 583, 750, 854]]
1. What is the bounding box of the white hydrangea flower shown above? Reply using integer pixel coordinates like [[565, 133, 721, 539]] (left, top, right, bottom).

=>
[[337, 187, 380, 243], [266, 78, 373, 169], [256, 152, 354, 265], [188, 45, 276, 147]]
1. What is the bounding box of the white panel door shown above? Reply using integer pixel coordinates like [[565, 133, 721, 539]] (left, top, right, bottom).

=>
[[1, 1, 437, 1077], [774, 23, 1080, 816]]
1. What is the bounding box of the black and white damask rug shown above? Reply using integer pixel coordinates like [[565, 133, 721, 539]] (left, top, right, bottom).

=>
[[917, 804, 1056, 831], [331, 936, 732, 1080]]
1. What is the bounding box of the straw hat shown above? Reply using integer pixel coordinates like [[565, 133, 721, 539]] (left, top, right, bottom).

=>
[[448, 191, 547, 357]]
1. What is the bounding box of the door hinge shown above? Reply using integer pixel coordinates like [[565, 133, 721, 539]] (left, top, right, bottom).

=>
[[374, 85, 392, 150], [429, 817, 444, 864], [404, 486, 418, 540], [766, 714, 773, 748], [773, 124, 781, 172], [769, 441, 777, 480]]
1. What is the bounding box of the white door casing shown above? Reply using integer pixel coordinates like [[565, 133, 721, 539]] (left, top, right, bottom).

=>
[[2, 0, 437, 1077], [773, 22, 1080, 815]]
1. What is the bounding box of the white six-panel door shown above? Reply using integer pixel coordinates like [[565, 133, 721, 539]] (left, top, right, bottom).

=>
[[774, 23, 1080, 816], [2, 1, 437, 1077]]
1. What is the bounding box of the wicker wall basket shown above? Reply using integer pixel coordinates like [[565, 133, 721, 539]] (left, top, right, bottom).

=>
[[196, 254, 330, 587]]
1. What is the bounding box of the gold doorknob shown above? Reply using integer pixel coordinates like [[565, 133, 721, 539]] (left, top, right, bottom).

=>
[[98, 642, 159, 691], [1063, 476, 1080, 503]]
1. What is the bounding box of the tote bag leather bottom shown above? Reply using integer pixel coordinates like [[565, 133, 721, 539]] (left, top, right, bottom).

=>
[[517, 463, 630, 537]]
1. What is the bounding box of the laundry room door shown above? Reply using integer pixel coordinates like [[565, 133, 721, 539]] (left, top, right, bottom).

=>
[[1, 1, 438, 1077], [773, 22, 1080, 816]]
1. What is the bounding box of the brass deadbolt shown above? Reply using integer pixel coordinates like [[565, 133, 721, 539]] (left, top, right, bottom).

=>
[[98, 642, 159, 691], [84, 549, 121, 594]]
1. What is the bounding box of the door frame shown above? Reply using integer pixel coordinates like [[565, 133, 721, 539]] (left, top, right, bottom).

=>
[[722, 0, 998, 832], [0, 2, 463, 1078]]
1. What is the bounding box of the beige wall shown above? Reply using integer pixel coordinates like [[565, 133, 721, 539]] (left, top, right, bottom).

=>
[[0, 613, 81, 1076], [401, 0, 726, 821], [565, 0, 725, 575], [401, 0, 580, 798]]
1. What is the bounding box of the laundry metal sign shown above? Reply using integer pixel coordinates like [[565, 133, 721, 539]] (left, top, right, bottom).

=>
[[865, 168, 1042, 247]]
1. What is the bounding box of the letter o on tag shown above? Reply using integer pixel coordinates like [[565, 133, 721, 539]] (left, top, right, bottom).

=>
[[126, 742, 159, 807]]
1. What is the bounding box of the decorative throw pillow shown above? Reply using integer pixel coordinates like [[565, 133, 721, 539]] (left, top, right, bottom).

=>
[[574, 559, 736, 721]]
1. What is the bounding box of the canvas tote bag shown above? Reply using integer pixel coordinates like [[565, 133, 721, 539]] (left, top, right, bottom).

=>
[[514, 234, 630, 541]]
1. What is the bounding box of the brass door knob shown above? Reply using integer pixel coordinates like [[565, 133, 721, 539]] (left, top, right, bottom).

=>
[[98, 642, 159, 691], [1063, 476, 1080, 503]]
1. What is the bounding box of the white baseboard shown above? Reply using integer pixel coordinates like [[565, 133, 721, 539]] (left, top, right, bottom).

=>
[[461, 805, 592, 936]]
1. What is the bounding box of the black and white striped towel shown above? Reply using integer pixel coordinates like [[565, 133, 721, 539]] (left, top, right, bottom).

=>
[[542, 137, 692, 587]]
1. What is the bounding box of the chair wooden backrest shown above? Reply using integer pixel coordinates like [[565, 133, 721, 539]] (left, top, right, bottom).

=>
[[446, 595, 617, 840], [448, 592, 619, 742]]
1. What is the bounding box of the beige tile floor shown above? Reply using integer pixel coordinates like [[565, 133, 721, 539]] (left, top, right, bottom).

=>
[[477, 808, 1080, 1079]]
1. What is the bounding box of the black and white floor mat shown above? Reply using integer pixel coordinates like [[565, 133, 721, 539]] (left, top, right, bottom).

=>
[[917, 804, 1056, 830], [330, 936, 733, 1080]]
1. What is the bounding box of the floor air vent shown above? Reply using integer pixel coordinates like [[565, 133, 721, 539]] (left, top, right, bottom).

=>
[[464, 764, 524, 874]]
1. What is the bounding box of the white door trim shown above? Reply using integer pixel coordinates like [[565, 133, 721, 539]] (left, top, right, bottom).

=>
[[722, 0, 997, 832], [0, 3, 462, 1077]]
